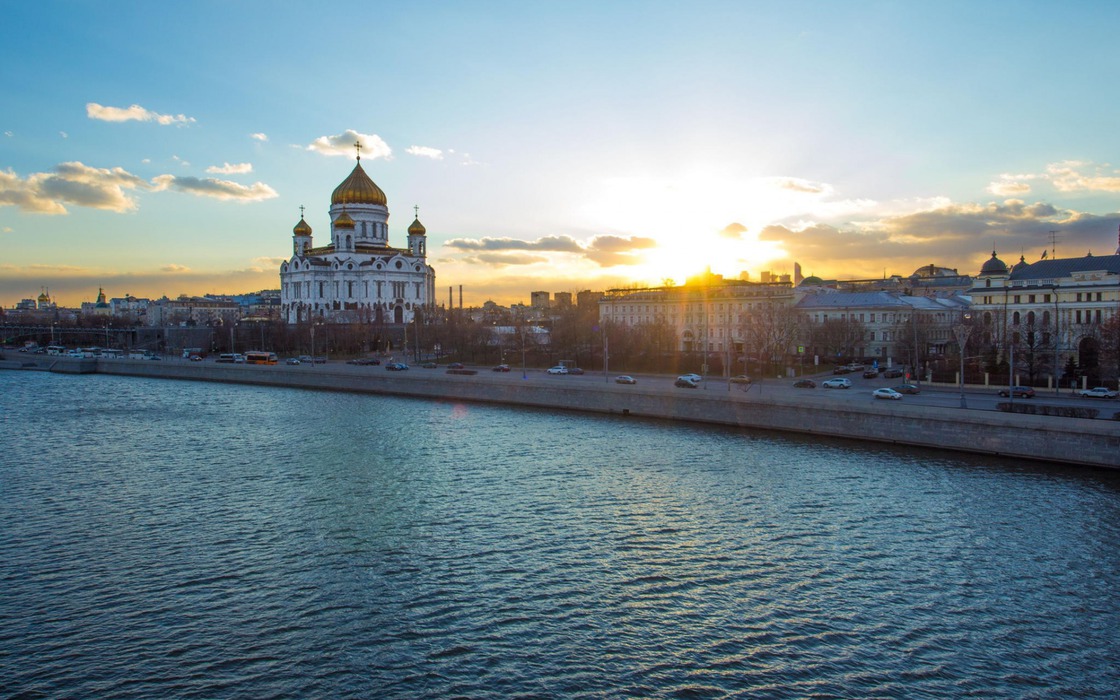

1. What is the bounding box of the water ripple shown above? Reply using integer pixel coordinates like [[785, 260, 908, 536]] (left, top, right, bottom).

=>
[[2, 372, 1120, 698]]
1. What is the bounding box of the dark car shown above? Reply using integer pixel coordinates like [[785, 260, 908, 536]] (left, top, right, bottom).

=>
[[793, 379, 816, 388], [421, 362, 438, 368], [893, 384, 921, 394], [674, 378, 699, 388], [999, 386, 1035, 398], [862, 369, 880, 379], [832, 366, 852, 375], [346, 357, 380, 365], [386, 362, 409, 371], [883, 369, 905, 379], [448, 362, 465, 370], [567, 367, 585, 375]]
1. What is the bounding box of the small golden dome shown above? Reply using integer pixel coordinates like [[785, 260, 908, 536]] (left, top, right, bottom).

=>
[[293, 217, 312, 236], [334, 211, 355, 228], [331, 161, 387, 206], [408, 217, 426, 235]]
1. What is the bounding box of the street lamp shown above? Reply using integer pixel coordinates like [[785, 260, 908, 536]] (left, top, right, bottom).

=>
[[952, 312, 972, 409]]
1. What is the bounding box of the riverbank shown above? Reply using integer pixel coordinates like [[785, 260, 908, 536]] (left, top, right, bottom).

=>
[[3, 353, 1117, 469]]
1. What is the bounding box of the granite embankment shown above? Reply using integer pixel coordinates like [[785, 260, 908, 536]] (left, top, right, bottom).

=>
[[4, 354, 1118, 469]]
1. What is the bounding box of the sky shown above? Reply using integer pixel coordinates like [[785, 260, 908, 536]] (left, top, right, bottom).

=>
[[3, 0, 1120, 308]]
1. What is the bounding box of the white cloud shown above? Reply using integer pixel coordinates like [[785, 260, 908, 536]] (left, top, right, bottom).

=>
[[1046, 160, 1120, 193], [59, 131, 68, 139], [162, 264, 191, 273], [250, 132, 269, 142], [205, 162, 253, 175], [406, 145, 443, 160], [307, 130, 392, 159], [86, 102, 196, 126], [0, 162, 150, 214], [2, 226, 13, 234], [3, 131, 11, 137], [150, 174, 278, 202]]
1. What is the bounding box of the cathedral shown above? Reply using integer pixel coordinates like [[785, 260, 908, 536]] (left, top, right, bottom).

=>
[[279, 152, 436, 325]]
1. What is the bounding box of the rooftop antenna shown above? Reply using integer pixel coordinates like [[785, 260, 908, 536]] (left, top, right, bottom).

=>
[[1048, 230, 1060, 259]]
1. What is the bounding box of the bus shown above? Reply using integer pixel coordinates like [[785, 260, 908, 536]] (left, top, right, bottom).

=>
[[244, 351, 278, 365]]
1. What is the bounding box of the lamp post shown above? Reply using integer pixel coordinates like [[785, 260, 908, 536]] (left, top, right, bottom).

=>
[[953, 312, 972, 409]]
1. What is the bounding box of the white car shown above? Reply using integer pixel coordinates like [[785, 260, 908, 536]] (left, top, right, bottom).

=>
[[822, 378, 852, 389], [677, 373, 702, 383], [615, 375, 637, 384], [547, 366, 568, 375], [873, 388, 903, 400], [1079, 387, 1118, 399]]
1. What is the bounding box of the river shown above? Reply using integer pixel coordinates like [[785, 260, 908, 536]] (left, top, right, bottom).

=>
[[2, 371, 1119, 698]]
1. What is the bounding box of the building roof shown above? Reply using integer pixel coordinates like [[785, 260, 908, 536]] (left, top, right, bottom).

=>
[[1007, 253, 1120, 281], [796, 291, 967, 312]]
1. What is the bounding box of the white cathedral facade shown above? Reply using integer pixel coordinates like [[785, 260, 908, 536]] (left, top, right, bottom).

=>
[[280, 155, 436, 325]]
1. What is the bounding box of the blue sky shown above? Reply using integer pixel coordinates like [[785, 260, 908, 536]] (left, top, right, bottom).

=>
[[3, 0, 1120, 306]]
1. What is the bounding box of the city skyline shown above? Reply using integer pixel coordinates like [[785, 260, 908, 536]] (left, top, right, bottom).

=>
[[3, 1, 1120, 308]]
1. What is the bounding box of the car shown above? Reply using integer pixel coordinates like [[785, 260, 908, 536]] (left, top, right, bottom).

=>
[[674, 378, 699, 388], [346, 357, 380, 365], [873, 388, 903, 400], [492, 364, 510, 372], [822, 378, 852, 389], [730, 375, 752, 384], [547, 366, 568, 375], [892, 384, 921, 395], [678, 373, 702, 383], [615, 375, 637, 384], [832, 366, 853, 374], [422, 362, 438, 369], [286, 357, 301, 365], [1079, 387, 1118, 399], [998, 386, 1035, 398], [448, 362, 465, 370], [862, 369, 880, 379], [386, 362, 409, 371], [189, 354, 203, 362], [567, 367, 585, 375], [883, 369, 905, 379], [793, 379, 816, 388]]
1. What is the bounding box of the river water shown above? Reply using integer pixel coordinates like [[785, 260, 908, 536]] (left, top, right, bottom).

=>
[[2, 371, 1119, 698]]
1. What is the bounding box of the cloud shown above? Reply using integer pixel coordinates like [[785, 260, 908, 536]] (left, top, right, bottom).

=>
[[59, 131, 68, 139], [0, 162, 150, 214], [444, 233, 658, 267], [250, 133, 268, 142], [1046, 160, 1120, 193], [2, 226, 12, 234], [307, 130, 392, 159], [720, 222, 748, 239], [3, 131, 11, 137], [252, 256, 287, 268], [406, 145, 443, 160], [445, 235, 584, 253], [769, 177, 830, 195], [150, 175, 278, 202], [205, 162, 253, 175], [161, 264, 191, 273], [86, 102, 196, 126]]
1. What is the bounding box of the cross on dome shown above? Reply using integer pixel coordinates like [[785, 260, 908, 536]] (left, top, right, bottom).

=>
[[354, 141, 362, 161]]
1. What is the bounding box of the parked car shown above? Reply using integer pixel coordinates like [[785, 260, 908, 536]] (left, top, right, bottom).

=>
[[678, 373, 702, 383], [386, 362, 409, 371], [822, 378, 852, 389], [547, 366, 568, 375], [883, 369, 905, 379], [998, 386, 1035, 398], [793, 379, 816, 388], [862, 369, 880, 379], [730, 375, 752, 384], [1079, 386, 1118, 399], [189, 355, 203, 362], [873, 388, 903, 400], [893, 384, 921, 395], [286, 357, 301, 365], [492, 364, 510, 372], [674, 377, 699, 388], [615, 375, 637, 384], [567, 367, 585, 375]]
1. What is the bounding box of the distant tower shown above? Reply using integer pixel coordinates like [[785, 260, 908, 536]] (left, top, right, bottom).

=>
[[793, 262, 803, 286]]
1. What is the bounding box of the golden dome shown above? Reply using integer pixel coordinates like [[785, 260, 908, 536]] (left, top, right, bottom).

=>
[[293, 216, 312, 236], [334, 211, 355, 228], [331, 160, 387, 206], [408, 217, 426, 235]]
